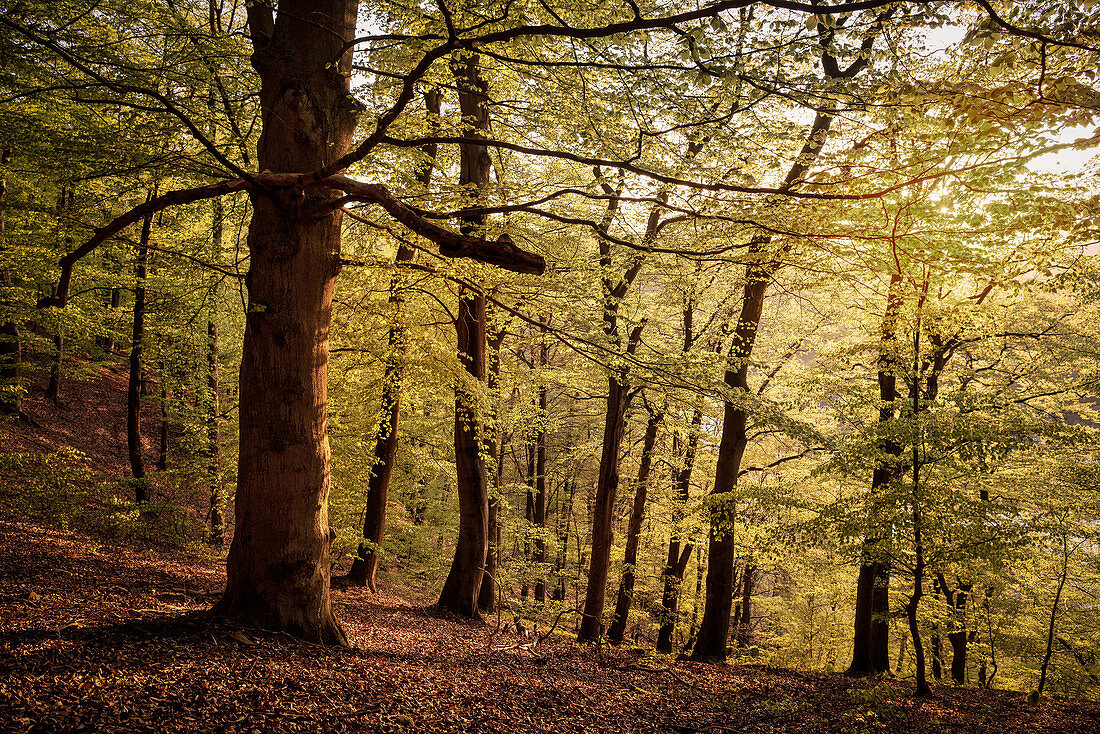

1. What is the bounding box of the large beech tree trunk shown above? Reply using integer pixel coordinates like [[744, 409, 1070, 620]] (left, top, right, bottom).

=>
[[849, 272, 903, 675], [349, 89, 440, 591], [437, 50, 492, 618], [607, 404, 662, 644], [215, 0, 359, 645], [437, 288, 489, 616]]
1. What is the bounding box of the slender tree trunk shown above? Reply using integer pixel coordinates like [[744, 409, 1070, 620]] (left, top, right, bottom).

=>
[[215, 0, 360, 645], [1038, 530, 1070, 697], [206, 311, 224, 546], [47, 329, 63, 405], [437, 51, 492, 618], [736, 563, 756, 647], [0, 145, 21, 416], [908, 293, 931, 697], [127, 206, 153, 502], [157, 363, 170, 470], [607, 404, 662, 643], [657, 407, 703, 652], [349, 88, 440, 590], [533, 338, 548, 603], [849, 273, 904, 675], [478, 326, 505, 613]]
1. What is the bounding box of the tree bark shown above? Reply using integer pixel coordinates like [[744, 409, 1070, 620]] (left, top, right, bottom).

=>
[[437, 50, 492, 618], [0, 145, 21, 416], [205, 310, 224, 546], [478, 325, 506, 613], [127, 207, 152, 502], [657, 407, 703, 653], [215, 0, 360, 645], [437, 288, 488, 617], [849, 272, 904, 675], [607, 403, 662, 644], [349, 88, 440, 590]]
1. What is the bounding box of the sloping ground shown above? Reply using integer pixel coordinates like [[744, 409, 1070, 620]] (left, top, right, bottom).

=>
[[1, 520, 1098, 734], [0, 358, 165, 480]]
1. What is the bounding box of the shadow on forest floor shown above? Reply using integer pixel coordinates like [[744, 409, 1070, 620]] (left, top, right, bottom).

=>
[[2, 517, 1099, 734]]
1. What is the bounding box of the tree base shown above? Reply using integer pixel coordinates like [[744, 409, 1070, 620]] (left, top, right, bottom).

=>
[[213, 589, 348, 647]]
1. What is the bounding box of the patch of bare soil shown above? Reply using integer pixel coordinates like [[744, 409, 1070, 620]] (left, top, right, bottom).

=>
[[1, 519, 1098, 734]]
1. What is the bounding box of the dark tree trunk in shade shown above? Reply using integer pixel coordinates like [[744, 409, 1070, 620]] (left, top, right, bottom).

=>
[[437, 288, 489, 617], [607, 404, 662, 644], [127, 207, 153, 502], [533, 335, 549, 603], [349, 88, 440, 590], [157, 365, 170, 471], [690, 252, 771, 660], [849, 272, 904, 676], [437, 51, 492, 618], [206, 313, 224, 546], [657, 407, 703, 653], [47, 329, 63, 405], [214, 0, 361, 645], [735, 564, 756, 646], [607, 405, 662, 641], [0, 145, 21, 416]]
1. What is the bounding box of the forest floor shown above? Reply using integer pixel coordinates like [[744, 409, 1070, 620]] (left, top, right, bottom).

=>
[[2, 516, 1099, 734]]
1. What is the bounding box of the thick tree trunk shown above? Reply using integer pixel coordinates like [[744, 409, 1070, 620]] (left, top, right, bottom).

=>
[[127, 210, 152, 502], [607, 405, 662, 644], [849, 273, 904, 675], [437, 52, 492, 618], [349, 88, 440, 590], [215, 0, 359, 645], [690, 257, 770, 660], [437, 288, 489, 617]]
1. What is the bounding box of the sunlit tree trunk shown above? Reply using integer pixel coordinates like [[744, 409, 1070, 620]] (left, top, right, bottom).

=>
[[215, 0, 360, 645]]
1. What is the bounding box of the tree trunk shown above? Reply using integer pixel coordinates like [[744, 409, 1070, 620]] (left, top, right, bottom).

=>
[[47, 329, 63, 405], [437, 288, 488, 617], [127, 208, 152, 502], [478, 325, 505, 613], [437, 51, 492, 618], [215, 0, 360, 645], [657, 407, 703, 653], [849, 272, 904, 675], [0, 145, 21, 416], [349, 88, 440, 590], [607, 404, 662, 644], [578, 373, 633, 642], [690, 253, 771, 660], [533, 337, 548, 603], [205, 311, 224, 546], [157, 364, 170, 470], [736, 563, 756, 647]]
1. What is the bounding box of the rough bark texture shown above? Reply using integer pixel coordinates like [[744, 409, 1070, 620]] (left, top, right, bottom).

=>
[[607, 405, 662, 644], [849, 273, 903, 675], [127, 211, 152, 501], [215, 0, 360, 645], [349, 89, 440, 591], [437, 51, 492, 618], [436, 288, 488, 617]]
